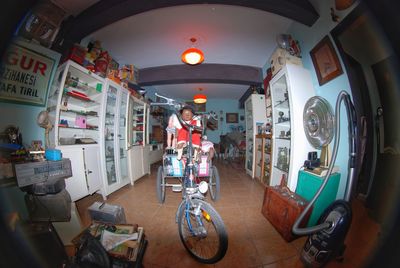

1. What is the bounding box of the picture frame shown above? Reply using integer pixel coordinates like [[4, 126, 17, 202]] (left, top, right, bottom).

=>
[[226, 113, 238, 123], [310, 35, 343, 85]]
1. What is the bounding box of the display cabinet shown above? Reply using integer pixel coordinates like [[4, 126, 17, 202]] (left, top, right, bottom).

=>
[[47, 60, 105, 200], [269, 64, 315, 191], [48, 60, 103, 147], [244, 94, 268, 178], [254, 133, 272, 186], [127, 95, 150, 184], [99, 79, 130, 196]]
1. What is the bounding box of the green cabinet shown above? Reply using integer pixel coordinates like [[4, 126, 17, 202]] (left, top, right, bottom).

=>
[[295, 170, 340, 226]]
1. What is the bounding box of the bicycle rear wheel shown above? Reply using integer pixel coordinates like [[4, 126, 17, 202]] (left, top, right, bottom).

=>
[[177, 199, 228, 264], [156, 166, 166, 203], [209, 166, 220, 201]]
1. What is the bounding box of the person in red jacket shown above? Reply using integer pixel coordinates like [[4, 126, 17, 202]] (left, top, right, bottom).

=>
[[176, 106, 201, 161]]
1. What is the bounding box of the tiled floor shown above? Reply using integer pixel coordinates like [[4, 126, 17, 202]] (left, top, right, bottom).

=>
[[76, 159, 380, 268]]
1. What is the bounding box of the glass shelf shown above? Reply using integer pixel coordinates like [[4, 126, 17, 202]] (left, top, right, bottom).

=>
[[274, 98, 289, 108], [60, 109, 98, 117], [58, 125, 98, 130], [275, 121, 290, 127], [276, 137, 291, 140], [274, 166, 289, 173]]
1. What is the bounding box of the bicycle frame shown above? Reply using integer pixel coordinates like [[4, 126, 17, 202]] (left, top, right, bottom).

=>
[[151, 94, 210, 233]]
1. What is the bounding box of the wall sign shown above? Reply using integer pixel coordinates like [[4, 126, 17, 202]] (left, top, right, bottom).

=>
[[0, 43, 56, 106]]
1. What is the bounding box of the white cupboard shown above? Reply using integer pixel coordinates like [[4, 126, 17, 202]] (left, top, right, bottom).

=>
[[244, 94, 268, 178], [269, 64, 315, 191], [48, 60, 105, 200], [127, 95, 150, 184], [61, 146, 102, 201], [99, 79, 131, 196]]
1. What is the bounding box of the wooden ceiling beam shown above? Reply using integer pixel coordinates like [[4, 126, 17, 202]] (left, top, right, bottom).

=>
[[58, 0, 318, 42], [138, 63, 263, 86]]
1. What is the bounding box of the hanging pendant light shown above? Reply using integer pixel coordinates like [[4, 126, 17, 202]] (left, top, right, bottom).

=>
[[194, 88, 207, 104], [182, 38, 204, 65]]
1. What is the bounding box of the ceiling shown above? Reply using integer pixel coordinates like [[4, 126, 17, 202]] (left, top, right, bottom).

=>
[[51, 0, 319, 101]]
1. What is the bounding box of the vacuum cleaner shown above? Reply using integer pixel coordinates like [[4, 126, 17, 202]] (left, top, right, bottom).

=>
[[292, 90, 358, 267]]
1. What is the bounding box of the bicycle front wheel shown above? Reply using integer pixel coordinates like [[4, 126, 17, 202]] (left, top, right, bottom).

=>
[[209, 165, 220, 201], [177, 199, 228, 264], [156, 166, 166, 203]]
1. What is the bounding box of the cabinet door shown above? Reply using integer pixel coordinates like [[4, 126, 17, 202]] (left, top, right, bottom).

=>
[[118, 89, 130, 185], [60, 147, 88, 201], [142, 145, 150, 175], [103, 84, 118, 188], [83, 147, 103, 194], [129, 145, 144, 183]]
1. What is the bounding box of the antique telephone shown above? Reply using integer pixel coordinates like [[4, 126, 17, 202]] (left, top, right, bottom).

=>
[[292, 91, 358, 267]]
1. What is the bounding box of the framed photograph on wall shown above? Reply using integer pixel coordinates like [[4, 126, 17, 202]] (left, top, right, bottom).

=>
[[226, 113, 238, 123], [310, 35, 343, 85]]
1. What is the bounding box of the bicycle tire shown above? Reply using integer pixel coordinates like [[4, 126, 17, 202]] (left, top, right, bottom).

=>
[[177, 199, 228, 264], [209, 166, 220, 201], [156, 166, 166, 203]]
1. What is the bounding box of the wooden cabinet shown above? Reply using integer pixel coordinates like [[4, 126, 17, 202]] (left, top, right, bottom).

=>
[[61, 146, 103, 201], [269, 64, 315, 191], [254, 134, 272, 185], [244, 94, 268, 178]]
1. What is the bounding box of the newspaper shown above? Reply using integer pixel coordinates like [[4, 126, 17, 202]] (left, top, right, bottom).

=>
[[101, 229, 138, 251]]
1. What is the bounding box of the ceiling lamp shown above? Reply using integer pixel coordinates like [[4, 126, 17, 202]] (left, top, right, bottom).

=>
[[181, 38, 204, 65], [194, 88, 207, 104]]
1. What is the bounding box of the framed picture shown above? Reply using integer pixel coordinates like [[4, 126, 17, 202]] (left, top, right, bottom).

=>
[[226, 113, 238, 123], [310, 36, 343, 85]]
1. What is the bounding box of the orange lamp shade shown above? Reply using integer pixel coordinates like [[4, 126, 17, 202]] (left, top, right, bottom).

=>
[[194, 94, 207, 104], [181, 48, 204, 65]]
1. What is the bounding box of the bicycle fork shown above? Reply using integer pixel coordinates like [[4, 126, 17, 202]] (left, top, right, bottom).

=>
[[176, 199, 209, 238]]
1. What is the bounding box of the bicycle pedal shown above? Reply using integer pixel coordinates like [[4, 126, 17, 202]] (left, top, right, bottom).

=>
[[172, 185, 182, 192]]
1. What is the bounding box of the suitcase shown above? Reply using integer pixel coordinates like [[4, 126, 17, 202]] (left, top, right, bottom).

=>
[[261, 185, 311, 242]]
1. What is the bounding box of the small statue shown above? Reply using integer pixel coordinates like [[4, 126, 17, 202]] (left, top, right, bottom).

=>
[[5, 126, 22, 145]]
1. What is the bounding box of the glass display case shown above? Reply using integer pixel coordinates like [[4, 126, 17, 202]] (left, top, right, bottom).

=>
[[269, 64, 315, 191], [100, 80, 131, 196], [47, 60, 105, 200], [244, 94, 267, 178], [103, 83, 118, 186], [127, 95, 150, 184], [128, 96, 148, 147], [48, 60, 103, 147]]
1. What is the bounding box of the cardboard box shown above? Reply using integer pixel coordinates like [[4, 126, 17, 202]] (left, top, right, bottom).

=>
[[270, 48, 303, 76], [88, 202, 126, 224]]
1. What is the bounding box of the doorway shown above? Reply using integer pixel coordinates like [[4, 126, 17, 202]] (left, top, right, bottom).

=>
[[331, 3, 400, 223]]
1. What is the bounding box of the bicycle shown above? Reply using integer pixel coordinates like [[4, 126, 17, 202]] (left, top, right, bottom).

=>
[[151, 93, 228, 264]]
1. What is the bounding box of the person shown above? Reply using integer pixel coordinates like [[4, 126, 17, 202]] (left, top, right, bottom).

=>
[[176, 106, 201, 161], [166, 113, 180, 149], [201, 135, 215, 162]]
